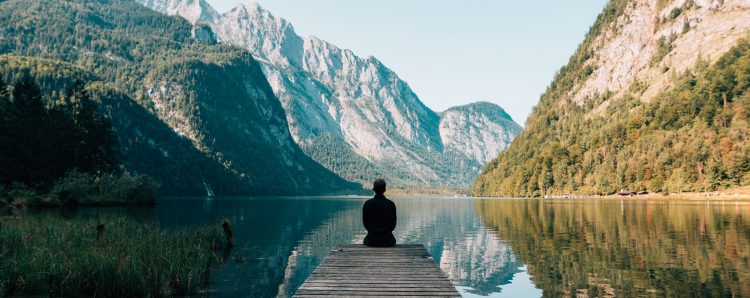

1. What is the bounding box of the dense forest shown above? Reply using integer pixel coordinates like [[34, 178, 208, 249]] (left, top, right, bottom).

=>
[[473, 0, 750, 196], [0, 70, 159, 205], [0, 0, 358, 195], [0, 77, 113, 189]]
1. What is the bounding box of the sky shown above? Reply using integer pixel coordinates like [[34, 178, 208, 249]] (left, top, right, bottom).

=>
[[205, 0, 608, 125]]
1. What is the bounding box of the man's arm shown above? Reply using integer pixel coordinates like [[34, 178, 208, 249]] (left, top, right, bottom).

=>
[[362, 203, 372, 231], [387, 202, 397, 231]]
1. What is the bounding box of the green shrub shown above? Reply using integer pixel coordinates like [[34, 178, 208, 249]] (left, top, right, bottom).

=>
[[50, 171, 95, 205], [96, 172, 160, 205], [2, 182, 37, 199], [50, 171, 160, 206], [669, 7, 682, 19]]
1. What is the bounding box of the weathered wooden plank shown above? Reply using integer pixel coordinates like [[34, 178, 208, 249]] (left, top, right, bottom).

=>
[[305, 277, 452, 282], [317, 262, 439, 266], [312, 270, 443, 274], [310, 272, 445, 277], [311, 273, 445, 277], [296, 290, 461, 296], [314, 264, 443, 269], [295, 296, 461, 298], [301, 284, 456, 289], [308, 273, 446, 276], [324, 257, 433, 260], [300, 286, 458, 290], [316, 266, 439, 270], [318, 263, 436, 266], [294, 244, 460, 297], [301, 288, 458, 293], [337, 244, 424, 248], [308, 276, 447, 281], [327, 253, 431, 257], [303, 281, 453, 288]]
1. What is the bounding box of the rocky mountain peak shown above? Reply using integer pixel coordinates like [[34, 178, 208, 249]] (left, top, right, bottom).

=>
[[474, 0, 750, 197], [135, 0, 218, 24], [136, 0, 522, 189], [217, 1, 304, 67], [572, 0, 750, 111], [440, 102, 522, 164], [443, 102, 516, 123]]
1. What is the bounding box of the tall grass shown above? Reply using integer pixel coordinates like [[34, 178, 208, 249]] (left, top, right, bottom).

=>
[[0, 216, 223, 297]]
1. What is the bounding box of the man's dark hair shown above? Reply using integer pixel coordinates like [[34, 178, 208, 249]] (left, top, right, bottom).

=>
[[373, 179, 386, 195]]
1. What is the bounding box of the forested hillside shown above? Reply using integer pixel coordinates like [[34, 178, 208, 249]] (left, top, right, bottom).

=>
[[0, 0, 357, 195], [474, 0, 750, 196], [137, 0, 523, 191], [0, 69, 118, 190], [0, 56, 251, 195]]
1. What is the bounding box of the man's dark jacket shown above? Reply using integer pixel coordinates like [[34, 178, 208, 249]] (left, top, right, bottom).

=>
[[362, 194, 397, 247]]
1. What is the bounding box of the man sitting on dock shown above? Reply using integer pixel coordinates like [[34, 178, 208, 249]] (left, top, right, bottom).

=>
[[362, 179, 397, 247]]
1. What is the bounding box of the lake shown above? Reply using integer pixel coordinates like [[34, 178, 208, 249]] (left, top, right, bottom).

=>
[[46, 197, 750, 297]]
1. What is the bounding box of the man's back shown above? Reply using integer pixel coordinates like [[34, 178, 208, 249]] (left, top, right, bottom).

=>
[[362, 194, 397, 247]]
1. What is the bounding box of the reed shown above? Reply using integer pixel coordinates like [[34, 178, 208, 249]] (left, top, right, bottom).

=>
[[0, 216, 224, 297]]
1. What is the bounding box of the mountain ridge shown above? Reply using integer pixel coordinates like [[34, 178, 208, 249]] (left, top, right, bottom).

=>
[[474, 0, 750, 196], [136, 0, 523, 189], [0, 0, 358, 195]]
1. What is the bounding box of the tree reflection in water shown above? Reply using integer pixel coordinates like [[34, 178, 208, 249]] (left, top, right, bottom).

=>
[[476, 199, 750, 297]]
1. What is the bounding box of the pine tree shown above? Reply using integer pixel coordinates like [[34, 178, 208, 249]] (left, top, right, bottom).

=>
[[4, 76, 49, 187], [0, 78, 14, 185], [66, 80, 120, 174], [1, 77, 80, 189]]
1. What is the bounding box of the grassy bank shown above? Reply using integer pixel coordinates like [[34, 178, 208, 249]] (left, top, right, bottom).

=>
[[0, 216, 224, 297]]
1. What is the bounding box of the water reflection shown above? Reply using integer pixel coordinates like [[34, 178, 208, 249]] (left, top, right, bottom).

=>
[[148, 197, 522, 297], [476, 199, 750, 297], [392, 198, 522, 296], [35, 197, 749, 297], [154, 197, 363, 297]]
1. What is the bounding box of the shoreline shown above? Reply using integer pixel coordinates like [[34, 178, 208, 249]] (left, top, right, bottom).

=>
[[542, 192, 750, 201]]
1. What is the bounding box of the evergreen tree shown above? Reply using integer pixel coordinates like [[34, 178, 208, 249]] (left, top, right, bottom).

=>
[[0, 76, 118, 189], [0, 78, 14, 185], [4, 76, 50, 187], [66, 80, 120, 174]]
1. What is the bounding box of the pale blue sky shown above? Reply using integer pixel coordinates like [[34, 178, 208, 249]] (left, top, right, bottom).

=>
[[206, 0, 608, 124]]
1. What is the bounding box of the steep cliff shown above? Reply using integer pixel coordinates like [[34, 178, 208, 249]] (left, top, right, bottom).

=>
[[474, 0, 750, 196], [136, 0, 522, 190], [440, 102, 522, 165], [0, 0, 356, 195]]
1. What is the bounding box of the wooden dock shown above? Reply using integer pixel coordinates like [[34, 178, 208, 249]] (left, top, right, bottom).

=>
[[294, 244, 461, 297]]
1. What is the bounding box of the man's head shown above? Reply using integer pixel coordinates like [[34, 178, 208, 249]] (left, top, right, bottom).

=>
[[373, 179, 386, 195]]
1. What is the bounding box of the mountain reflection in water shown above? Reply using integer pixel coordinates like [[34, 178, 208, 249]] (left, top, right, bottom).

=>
[[152, 197, 523, 297], [39, 197, 750, 297]]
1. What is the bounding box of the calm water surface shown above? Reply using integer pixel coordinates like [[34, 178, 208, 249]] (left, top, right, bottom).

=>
[[55, 197, 750, 297]]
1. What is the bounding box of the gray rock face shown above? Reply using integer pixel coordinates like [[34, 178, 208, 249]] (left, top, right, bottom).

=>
[[135, 0, 522, 189], [573, 0, 750, 110], [191, 24, 217, 44], [440, 102, 522, 165]]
